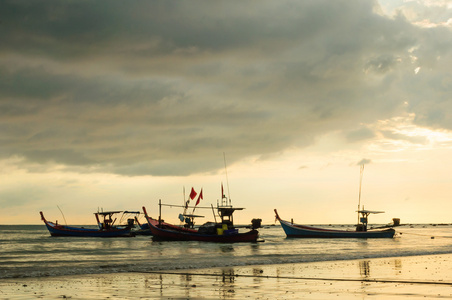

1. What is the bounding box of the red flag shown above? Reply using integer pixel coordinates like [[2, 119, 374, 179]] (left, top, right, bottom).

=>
[[189, 187, 197, 200], [221, 183, 224, 198], [195, 189, 203, 206]]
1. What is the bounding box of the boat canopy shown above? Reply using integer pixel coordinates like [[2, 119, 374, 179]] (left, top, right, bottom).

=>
[[95, 211, 123, 215], [217, 206, 244, 216], [357, 210, 385, 214], [182, 214, 204, 218]]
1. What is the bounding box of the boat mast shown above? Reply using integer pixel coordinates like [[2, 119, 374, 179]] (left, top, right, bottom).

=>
[[357, 164, 364, 225], [57, 205, 67, 225], [223, 152, 231, 206], [180, 186, 186, 225], [159, 199, 162, 226]]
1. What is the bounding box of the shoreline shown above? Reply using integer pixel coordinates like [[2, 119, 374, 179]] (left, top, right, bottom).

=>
[[2, 253, 452, 299]]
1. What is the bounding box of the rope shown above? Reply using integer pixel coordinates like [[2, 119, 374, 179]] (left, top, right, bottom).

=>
[[134, 270, 452, 286], [397, 231, 452, 238], [160, 203, 213, 209]]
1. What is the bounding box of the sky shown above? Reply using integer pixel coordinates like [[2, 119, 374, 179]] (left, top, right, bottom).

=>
[[1, 0, 452, 225]]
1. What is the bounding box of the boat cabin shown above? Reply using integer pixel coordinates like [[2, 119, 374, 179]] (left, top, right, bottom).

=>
[[356, 209, 384, 232], [217, 206, 244, 229], [180, 213, 204, 229], [95, 211, 135, 230]]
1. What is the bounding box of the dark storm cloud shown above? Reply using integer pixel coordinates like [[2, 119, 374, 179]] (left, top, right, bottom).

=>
[[0, 0, 450, 175]]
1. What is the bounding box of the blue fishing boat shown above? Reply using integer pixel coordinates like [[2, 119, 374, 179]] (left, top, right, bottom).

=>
[[274, 209, 395, 238], [40, 211, 135, 237], [275, 164, 396, 239]]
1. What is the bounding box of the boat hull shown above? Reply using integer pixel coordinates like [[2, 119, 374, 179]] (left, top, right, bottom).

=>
[[40, 212, 134, 237], [275, 210, 395, 238], [148, 222, 259, 242], [141, 214, 198, 236]]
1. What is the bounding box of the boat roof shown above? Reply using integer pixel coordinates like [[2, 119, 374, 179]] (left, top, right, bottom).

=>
[[123, 211, 140, 214], [357, 210, 385, 214], [217, 206, 244, 211], [183, 214, 204, 218], [95, 211, 123, 215]]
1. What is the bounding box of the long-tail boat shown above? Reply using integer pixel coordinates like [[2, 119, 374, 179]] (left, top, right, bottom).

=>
[[143, 205, 259, 243], [142, 183, 261, 243], [274, 209, 395, 238], [40, 211, 135, 237], [274, 164, 396, 238]]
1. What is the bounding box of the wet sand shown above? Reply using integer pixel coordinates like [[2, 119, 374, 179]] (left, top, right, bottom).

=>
[[2, 254, 452, 299]]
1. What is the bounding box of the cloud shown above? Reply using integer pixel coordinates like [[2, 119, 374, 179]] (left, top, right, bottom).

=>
[[0, 185, 46, 208], [345, 127, 376, 142], [381, 130, 428, 145], [357, 158, 372, 166], [0, 0, 451, 175]]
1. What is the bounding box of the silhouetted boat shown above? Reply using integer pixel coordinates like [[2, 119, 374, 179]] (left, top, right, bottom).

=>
[[142, 185, 261, 243], [274, 209, 395, 238], [40, 211, 135, 237], [274, 164, 395, 239], [143, 206, 259, 242]]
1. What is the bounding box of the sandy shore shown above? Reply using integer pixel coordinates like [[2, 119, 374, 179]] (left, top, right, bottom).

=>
[[2, 254, 452, 299]]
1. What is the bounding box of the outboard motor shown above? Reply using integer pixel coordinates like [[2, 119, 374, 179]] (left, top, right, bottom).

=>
[[251, 218, 262, 229], [127, 218, 135, 228]]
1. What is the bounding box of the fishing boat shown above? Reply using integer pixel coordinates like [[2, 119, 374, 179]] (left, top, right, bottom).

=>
[[274, 164, 396, 239], [143, 206, 259, 243], [137, 187, 204, 236], [143, 156, 261, 242], [130, 211, 157, 235], [274, 209, 395, 238], [133, 215, 152, 235], [40, 211, 135, 237], [142, 183, 261, 243]]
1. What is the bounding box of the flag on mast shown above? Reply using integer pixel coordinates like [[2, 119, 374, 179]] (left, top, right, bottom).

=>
[[185, 187, 197, 209], [195, 189, 203, 206], [189, 187, 197, 200]]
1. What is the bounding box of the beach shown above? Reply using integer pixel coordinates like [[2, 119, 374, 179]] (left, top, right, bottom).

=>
[[2, 254, 452, 299]]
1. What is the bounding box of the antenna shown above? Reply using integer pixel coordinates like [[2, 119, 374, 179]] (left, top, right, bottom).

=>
[[57, 205, 67, 225], [181, 186, 186, 225], [357, 164, 364, 224], [223, 152, 231, 205]]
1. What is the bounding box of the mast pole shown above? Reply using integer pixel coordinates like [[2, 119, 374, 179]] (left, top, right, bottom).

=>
[[159, 199, 162, 226], [211, 204, 217, 223], [223, 152, 231, 205], [180, 187, 186, 225], [57, 205, 67, 225], [357, 164, 364, 224]]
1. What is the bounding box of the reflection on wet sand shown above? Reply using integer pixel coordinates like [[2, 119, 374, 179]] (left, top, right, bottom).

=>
[[359, 260, 371, 277], [359, 258, 404, 279], [219, 269, 235, 298], [2, 255, 452, 299]]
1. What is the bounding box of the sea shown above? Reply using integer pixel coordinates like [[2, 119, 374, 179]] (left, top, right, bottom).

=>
[[1, 224, 452, 279]]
